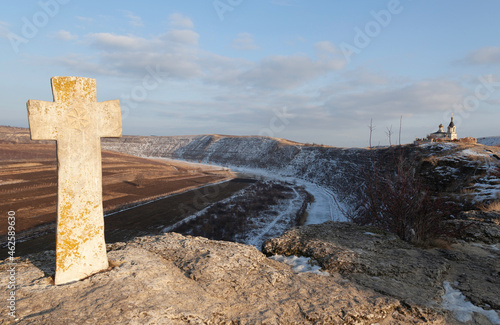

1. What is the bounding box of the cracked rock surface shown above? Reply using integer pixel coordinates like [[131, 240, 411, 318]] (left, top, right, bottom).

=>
[[263, 221, 500, 324], [1, 232, 446, 324]]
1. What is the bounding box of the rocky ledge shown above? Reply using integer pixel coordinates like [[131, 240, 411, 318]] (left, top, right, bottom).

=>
[[263, 221, 500, 324], [1, 222, 499, 324]]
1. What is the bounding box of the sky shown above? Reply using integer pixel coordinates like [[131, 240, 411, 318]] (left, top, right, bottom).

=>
[[1, 0, 499, 148]]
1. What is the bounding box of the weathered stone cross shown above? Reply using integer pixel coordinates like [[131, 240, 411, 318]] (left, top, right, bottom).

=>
[[27, 76, 121, 285]]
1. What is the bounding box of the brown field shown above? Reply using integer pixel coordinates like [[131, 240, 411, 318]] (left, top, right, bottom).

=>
[[0, 142, 235, 237]]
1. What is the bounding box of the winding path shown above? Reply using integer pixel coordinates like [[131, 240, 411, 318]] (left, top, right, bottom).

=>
[[246, 187, 301, 248]]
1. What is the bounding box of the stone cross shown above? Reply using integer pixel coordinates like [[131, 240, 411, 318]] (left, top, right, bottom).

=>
[[27, 77, 122, 285]]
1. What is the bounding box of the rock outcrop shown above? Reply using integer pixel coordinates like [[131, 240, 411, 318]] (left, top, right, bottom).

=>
[[447, 211, 500, 244], [2, 232, 448, 325], [263, 222, 500, 324]]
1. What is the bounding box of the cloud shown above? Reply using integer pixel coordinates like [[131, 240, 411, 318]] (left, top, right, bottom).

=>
[[237, 42, 346, 89], [61, 30, 202, 79], [314, 41, 347, 70], [76, 16, 94, 22], [54, 30, 78, 41], [57, 25, 344, 92], [123, 11, 143, 27], [168, 13, 194, 29], [314, 41, 337, 54], [0, 21, 10, 38], [56, 53, 115, 76], [161, 29, 199, 45], [462, 46, 500, 65], [51, 13, 346, 95], [232, 33, 259, 51], [322, 80, 465, 119], [240, 55, 327, 89], [90, 33, 149, 51]]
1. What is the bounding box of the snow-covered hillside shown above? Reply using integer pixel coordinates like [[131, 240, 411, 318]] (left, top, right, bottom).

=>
[[103, 135, 370, 209], [102, 134, 500, 209], [478, 136, 500, 147]]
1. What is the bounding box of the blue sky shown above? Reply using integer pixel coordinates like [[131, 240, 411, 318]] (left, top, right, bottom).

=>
[[1, 0, 499, 147]]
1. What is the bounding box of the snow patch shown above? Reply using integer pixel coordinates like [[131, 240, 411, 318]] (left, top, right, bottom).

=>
[[419, 142, 459, 150], [461, 149, 489, 157], [270, 255, 329, 276], [442, 281, 500, 324], [472, 243, 500, 251], [243, 187, 302, 249]]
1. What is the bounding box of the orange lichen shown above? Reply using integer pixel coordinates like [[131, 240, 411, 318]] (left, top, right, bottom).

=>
[[51, 77, 97, 104], [56, 191, 105, 273]]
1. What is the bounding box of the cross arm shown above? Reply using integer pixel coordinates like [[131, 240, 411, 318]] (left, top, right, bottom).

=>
[[26, 100, 58, 140], [98, 100, 122, 138]]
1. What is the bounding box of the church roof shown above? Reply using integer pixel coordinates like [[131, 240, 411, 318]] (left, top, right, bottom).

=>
[[448, 116, 455, 127]]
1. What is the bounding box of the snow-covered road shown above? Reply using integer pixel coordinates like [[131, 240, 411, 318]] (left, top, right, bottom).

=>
[[228, 166, 348, 225], [302, 182, 348, 224], [154, 158, 348, 226], [245, 187, 301, 248]]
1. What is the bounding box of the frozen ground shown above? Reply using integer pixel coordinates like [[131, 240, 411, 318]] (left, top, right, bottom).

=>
[[155, 158, 347, 250], [243, 187, 302, 249], [419, 144, 500, 203], [269, 255, 329, 276], [227, 165, 348, 224], [158, 158, 348, 225], [159, 173, 307, 249], [442, 281, 500, 324]]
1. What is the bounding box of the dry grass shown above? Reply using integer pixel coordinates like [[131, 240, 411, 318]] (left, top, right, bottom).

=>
[[478, 200, 500, 212], [415, 238, 452, 250], [422, 156, 439, 166]]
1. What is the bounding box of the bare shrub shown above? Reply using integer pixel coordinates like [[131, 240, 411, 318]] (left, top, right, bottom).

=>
[[351, 148, 460, 243]]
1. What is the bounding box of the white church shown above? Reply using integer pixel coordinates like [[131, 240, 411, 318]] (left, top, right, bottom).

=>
[[427, 115, 457, 141]]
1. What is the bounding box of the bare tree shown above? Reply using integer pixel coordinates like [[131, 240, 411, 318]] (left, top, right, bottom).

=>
[[399, 116, 403, 146], [385, 125, 393, 146], [368, 118, 375, 148]]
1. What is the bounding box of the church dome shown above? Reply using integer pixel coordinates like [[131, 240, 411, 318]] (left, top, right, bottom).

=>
[[448, 116, 455, 127]]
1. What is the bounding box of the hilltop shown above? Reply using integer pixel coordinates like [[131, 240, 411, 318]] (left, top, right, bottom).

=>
[[1, 126, 500, 324], [478, 136, 500, 147], [101, 132, 500, 209]]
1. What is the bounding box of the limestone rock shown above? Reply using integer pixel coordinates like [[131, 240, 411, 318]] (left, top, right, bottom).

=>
[[263, 221, 500, 322], [1, 233, 444, 324], [446, 211, 500, 244]]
